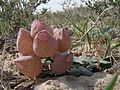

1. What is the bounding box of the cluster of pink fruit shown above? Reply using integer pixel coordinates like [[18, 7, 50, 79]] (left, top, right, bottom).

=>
[[14, 19, 73, 78]]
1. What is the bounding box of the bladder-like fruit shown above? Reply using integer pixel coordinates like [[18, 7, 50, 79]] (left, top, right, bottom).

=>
[[33, 30, 58, 57], [31, 19, 53, 38], [53, 27, 71, 52], [16, 28, 33, 55], [51, 52, 73, 74], [14, 55, 43, 78]]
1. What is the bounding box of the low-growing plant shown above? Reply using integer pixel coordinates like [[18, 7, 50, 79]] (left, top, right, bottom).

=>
[[14, 19, 73, 79]]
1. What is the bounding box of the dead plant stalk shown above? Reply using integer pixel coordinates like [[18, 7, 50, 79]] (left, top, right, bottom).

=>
[[80, 6, 113, 41]]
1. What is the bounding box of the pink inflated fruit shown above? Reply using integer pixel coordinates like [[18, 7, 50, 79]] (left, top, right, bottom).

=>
[[53, 27, 71, 52], [51, 51, 73, 74], [14, 55, 43, 78], [16, 28, 33, 55], [31, 19, 53, 38], [33, 30, 58, 57]]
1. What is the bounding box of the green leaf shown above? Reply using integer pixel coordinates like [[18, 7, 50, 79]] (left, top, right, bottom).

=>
[[86, 64, 98, 72], [73, 56, 90, 63], [73, 56, 99, 69], [99, 56, 114, 70], [99, 60, 112, 69], [67, 66, 93, 77], [72, 62, 81, 68], [73, 56, 82, 63], [91, 56, 98, 63], [103, 56, 114, 65], [104, 70, 120, 90]]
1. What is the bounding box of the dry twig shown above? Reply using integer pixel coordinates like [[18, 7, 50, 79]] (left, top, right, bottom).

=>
[[80, 6, 113, 41]]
